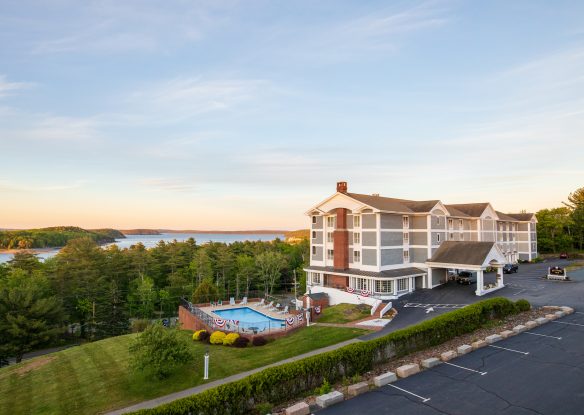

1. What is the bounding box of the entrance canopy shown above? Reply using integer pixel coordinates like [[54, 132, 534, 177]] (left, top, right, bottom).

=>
[[426, 241, 507, 296]]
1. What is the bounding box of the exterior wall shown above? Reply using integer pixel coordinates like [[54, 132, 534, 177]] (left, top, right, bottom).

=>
[[431, 232, 445, 245], [380, 213, 402, 229], [411, 248, 428, 263], [347, 214, 353, 230], [431, 215, 446, 230], [411, 216, 427, 229], [312, 231, 323, 244], [362, 249, 377, 266], [381, 248, 402, 266], [362, 214, 376, 229], [432, 268, 447, 286], [381, 231, 403, 246], [410, 231, 427, 245], [179, 306, 210, 332], [326, 274, 349, 289], [312, 246, 323, 261], [348, 247, 354, 264], [312, 215, 323, 229], [519, 253, 530, 261]]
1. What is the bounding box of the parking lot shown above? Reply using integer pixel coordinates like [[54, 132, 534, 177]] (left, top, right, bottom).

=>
[[320, 312, 584, 415]]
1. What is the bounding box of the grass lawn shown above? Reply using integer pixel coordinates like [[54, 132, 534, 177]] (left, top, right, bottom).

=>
[[0, 325, 367, 415], [317, 303, 371, 324]]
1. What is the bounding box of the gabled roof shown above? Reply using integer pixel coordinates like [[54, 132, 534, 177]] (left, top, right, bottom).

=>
[[495, 211, 519, 222], [427, 241, 497, 266], [347, 193, 440, 214], [444, 205, 471, 218], [506, 213, 535, 221], [444, 203, 490, 218], [304, 265, 426, 279]]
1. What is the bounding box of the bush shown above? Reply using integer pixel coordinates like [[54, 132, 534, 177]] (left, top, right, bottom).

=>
[[252, 336, 268, 347], [515, 299, 531, 312], [131, 319, 151, 333], [223, 333, 240, 346], [130, 297, 527, 415], [315, 378, 332, 395], [233, 336, 250, 348], [198, 330, 211, 343], [192, 330, 207, 341], [255, 403, 273, 415], [209, 331, 226, 345]]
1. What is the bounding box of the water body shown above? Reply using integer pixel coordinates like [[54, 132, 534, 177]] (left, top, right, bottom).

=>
[[0, 233, 284, 263]]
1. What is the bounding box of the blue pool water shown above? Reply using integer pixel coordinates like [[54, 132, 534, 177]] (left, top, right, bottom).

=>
[[213, 307, 285, 332]]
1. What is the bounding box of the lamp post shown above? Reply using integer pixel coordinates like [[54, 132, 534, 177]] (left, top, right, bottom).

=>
[[306, 287, 311, 327], [203, 347, 209, 380]]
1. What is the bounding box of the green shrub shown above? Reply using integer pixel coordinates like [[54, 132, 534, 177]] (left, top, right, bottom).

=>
[[515, 299, 531, 312], [315, 379, 332, 395], [223, 333, 240, 346], [252, 336, 267, 347], [131, 319, 151, 333], [209, 331, 226, 345], [255, 402, 273, 415], [233, 336, 250, 348], [130, 297, 527, 415]]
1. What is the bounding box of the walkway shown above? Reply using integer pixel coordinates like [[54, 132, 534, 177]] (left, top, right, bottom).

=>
[[107, 337, 362, 414]]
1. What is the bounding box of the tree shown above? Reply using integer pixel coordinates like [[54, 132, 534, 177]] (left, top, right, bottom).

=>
[[128, 275, 157, 319], [235, 254, 255, 298], [255, 251, 287, 297], [192, 278, 220, 304], [0, 269, 65, 362], [7, 251, 42, 274], [535, 208, 573, 253], [189, 249, 213, 287], [94, 279, 130, 339], [158, 289, 170, 317], [563, 187, 584, 209], [129, 324, 194, 379]]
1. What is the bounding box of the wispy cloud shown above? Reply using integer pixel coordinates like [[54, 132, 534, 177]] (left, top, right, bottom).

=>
[[0, 75, 32, 98], [0, 114, 100, 143], [0, 179, 85, 192], [139, 178, 197, 192]]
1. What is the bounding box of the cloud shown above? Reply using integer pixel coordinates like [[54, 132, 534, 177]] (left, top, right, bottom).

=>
[[139, 178, 197, 192], [0, 114, 100, 143], [0, 75, 32, 98], [0, 179, 85, 192]]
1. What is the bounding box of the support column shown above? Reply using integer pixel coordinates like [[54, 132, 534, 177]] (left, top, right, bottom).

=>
[[475, 270, 484, 296], [427, 268, 433, 289], [496, 265, 504, 288]]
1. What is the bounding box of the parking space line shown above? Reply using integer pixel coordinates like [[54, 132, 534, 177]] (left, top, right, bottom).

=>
[[524, 332, 562, 340], [488, 345, 529, 355], [442, 362, 487, 375], [512, 289, 527, 296], [386, 384, 431, 403], [552, 321, 584, 327], [574, 311, 584, 315]]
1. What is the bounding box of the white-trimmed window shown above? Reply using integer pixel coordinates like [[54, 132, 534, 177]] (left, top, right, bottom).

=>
[[312, 246, 316, 255], [402, 215, 410, 229], [327, 249, 334, 260], [312, 231, 316, 239], [459, 219, 463, 229], [448, 218, 453, 229], [353, 250, 361, 263], [403, 250, 410, 263], [397, 278, 409, 292], [327, 232, 334, 243], [326, 216, 336, 228], [437, 233, 441, 243], [312, 216, 317, 224], [311, 272, 321, 285], [403, 232, 409, 244], [353, 232, 361, 244], [355, 277, 368, 290], [353, 215, 360, 228], [375, 280, 393, 294], [449, 232, 454, 240], [460, 232, 464, 240], [512, 223, 516, 232], [435, 216, 441, 225]]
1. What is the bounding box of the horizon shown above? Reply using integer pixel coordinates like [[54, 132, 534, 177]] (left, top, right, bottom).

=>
[[1, 1, 583, 229]]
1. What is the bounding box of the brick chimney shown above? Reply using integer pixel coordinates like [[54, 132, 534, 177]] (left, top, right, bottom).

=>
[[336, 181, 348, 193], [333, 207, 349, 270]]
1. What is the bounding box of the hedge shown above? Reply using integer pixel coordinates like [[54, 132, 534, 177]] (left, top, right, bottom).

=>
[[131, 297, 527, 415]]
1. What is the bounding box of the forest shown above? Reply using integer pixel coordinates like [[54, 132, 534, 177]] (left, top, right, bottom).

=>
[[0, 226, 125, 249], [0, 236, 308, 363]]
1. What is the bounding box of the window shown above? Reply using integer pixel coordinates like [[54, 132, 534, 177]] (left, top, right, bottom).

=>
[[326, 216, 336, 228], [312, 231, 316, 239], [403, 250, 410, 263], [327, 249, 334, 260], [435, 216, 441, 225], [353, 232, 361, 244], [327, 232, 334, 243], [449, 232, 454, 240], [353, 250, 361, 263], [312, 216, 317, 224], [403, 232, 409, 244], [437, 233, 441, 243], [448, 218, 453, 229], [353, 215, 360, 228], [312, 246, 316, 255], [512, 223, 516, 232], [459, 219, 463, 229], [311, 272, 321, 284], [375, 280, 393, 294], [397, 278, 409, 292], [355, 278, 368, 290], [402, 216, 409, 229], [460, 232, 464, 240]]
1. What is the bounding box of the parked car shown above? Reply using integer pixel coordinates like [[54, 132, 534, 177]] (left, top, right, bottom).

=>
[[457, 271, 476, 285], [560, 253, 568, 259], [503, 263, 519, 274]]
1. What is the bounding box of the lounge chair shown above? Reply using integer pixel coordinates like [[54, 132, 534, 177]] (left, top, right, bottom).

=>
[[217, 300, 223, 306], [278, 306, 289, 314], [270, 303, 280, 311], [263, 301, 274, 309], [230, 297, 235, 306], [210, 301, 215, 307], [253, 299, 265, 307], [241, 297, 248, 305]]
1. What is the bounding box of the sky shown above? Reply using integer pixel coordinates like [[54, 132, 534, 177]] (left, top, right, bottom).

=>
[[1, 0, 583, 230]]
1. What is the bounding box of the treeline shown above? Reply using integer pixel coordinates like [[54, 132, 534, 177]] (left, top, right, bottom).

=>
[[536, 187, 584, 253], [0, 236, 308, 362], [0, 226, 124, 249]]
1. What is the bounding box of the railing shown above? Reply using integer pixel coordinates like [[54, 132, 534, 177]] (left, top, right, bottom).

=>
[[180, 297, 305, 335]]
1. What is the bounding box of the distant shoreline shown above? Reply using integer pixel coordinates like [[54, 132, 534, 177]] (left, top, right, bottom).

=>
[[122, 229, 289, 235]]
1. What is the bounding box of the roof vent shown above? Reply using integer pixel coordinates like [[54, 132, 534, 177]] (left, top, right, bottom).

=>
[[372, 193, 380, 197]]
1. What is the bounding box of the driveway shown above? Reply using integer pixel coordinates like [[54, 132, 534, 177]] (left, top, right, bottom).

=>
[[320, 311, 584, 415], [362, 259, 581, 340]]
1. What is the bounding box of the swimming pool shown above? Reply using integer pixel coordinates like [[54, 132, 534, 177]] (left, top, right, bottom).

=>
[[212, 307, 285, 332]]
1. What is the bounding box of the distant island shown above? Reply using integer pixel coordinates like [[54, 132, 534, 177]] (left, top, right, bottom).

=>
[[0, 226, 125, 250]]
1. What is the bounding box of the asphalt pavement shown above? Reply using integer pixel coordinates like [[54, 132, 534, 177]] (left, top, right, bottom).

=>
[[320, 311, 584, 415]]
